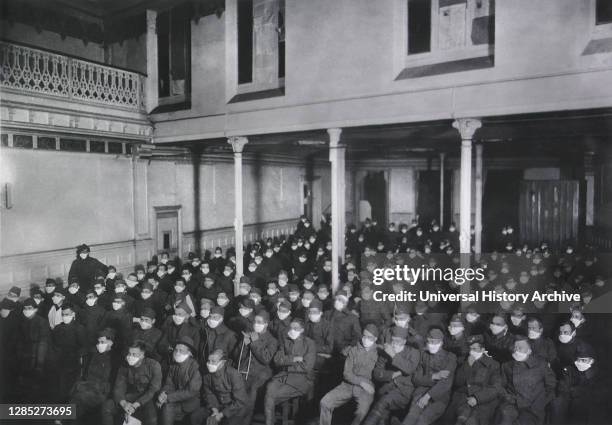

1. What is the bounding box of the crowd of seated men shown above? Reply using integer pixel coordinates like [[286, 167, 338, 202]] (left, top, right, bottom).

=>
[[0, 215, 610, 425]]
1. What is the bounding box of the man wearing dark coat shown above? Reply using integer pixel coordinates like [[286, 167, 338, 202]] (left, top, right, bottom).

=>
[[157, 336, 202, 425], [443, 334, 502, 425], [68, 244, 108, 291], [235, 310, 278, 425], [264, 318, 316, 425], [48, 304, 88, 402], [101, 341, 163, 425], [498, 336, 556, 425], [190, 349, 249, 425], [16, 298, 50, 401], [199, 306, 238, 367], [70, 328, 118, 425]]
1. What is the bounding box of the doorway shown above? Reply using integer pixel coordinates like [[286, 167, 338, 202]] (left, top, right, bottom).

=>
[[363, 171, 388, 226], [483, 170, 522, 251], [417, 169, 452, 227], [155, 206, 181, 256]]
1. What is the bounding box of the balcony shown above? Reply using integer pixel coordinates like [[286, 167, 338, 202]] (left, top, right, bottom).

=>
[[0, 41, 145, 111]]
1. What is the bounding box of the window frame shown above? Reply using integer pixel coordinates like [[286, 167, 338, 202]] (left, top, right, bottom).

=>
[[393, 0, 494, 78], [226, 0, 285, 103], [592, 0, 612, 39], [157, 4, 192, 107]]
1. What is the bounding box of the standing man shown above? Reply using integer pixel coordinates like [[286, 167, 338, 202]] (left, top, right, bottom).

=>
[[320, 324, 379, 425], [68, 244, 109, 292], [264, 318, 316, 425], [101, 341, 163, 425]]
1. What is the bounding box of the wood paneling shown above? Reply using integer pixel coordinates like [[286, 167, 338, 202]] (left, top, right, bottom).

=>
[[519, 180, 579, 249]]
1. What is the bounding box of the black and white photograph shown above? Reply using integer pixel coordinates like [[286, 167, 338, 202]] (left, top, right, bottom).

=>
[[1, 0, 612, 424]]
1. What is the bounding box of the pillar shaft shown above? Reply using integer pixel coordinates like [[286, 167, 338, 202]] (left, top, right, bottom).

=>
[[328, 128, 344, 294], [452, 119, 482, 267], [475, 144, 483, 255], [145, 10, 158, 113], [228, 137, 248, 295], [439, 153, 445, 228]]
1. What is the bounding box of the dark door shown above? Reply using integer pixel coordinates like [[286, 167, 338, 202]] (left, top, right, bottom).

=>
[[363, 171, 388, 226], [483, 170, 522, 251], [417, 170, 452, 227]]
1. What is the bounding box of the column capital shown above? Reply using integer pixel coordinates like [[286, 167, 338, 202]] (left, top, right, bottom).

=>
[[228, 136, 249, 153], [327, 128, 343, 148], [452, 118, 482, 141], [146, 9, 157, 32]]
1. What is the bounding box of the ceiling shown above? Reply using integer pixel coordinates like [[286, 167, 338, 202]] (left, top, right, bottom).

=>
[[161, 108, 612, 161]]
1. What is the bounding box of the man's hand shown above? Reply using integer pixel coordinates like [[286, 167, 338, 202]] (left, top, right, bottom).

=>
[[467, 396, 477, 407], [250, 331, 259, 342], [417, 393, 431, 409], [359, 381, 375, 395], [432, 370, 450, 380], [157, 392, 168, 405], [242, 332, 251, 345], [392, 371, 402, 379], [293, 356, 303, 362], [383, 343, 396, 358], [213, 411, 224, 422]]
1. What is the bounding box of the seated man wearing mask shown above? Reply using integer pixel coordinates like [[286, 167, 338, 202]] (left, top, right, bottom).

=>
[[320, 324, 380, 425], [264, 318, 316, 425], [498, 336, 556, 425], [235, 310, 278, 425], [158, 301, 201, 371], [191, 349, 248, 425], [401, 328, 456, 425], [132, 308, 163, 362], [70, 328, 118, 425], [551, 344, 606, 425], [101, 341, 162, 425], [157, 337, 202, 425], [200, 306, 238, 368], [363, 327, 421, 425], [443, 334, 501, 425]]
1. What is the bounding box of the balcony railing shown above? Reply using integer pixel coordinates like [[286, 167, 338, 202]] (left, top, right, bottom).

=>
[[0, 41, 145, 111]]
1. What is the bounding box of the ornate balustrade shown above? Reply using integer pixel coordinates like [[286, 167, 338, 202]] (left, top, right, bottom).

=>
[[0, 41, 145, 111]]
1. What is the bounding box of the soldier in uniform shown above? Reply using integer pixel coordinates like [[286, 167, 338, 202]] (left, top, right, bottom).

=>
[[498, 336, 556, 425], [443, 334, 502, 425], [401, 328, 457, 425], [101, 341, 163, 425], [264, 318, 316, 425], [190, 349, 249, 425]]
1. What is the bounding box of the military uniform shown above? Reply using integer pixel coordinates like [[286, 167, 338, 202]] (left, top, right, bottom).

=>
[[444, 354, 501, 425], [235, 329, 278, 424], [320, 342, 379, 425], [498, 355, 556, 425], [402, 348, 457, 425], [101, 357, 163, 425], [364, 345, 421, 425], [160, 357, 202, 425], [190, 364, 249, 425], [264, 335, 316, 425], [71, 348, 117, 424]]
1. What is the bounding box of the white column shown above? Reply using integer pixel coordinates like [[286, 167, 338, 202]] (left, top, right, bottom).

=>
[[328, 128, 344, 294], [452, 119, 481, 265], [228, 136, 249, 294], [474, 143, 484, 256], [439, 152, 445, 228], [145, 10, 159, 113]]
